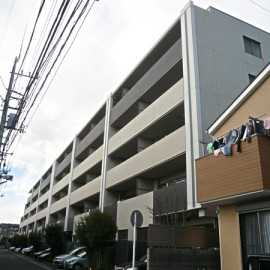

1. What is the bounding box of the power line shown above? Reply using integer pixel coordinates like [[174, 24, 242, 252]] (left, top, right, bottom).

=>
[[28, 0, 58, 73], [0, 0, 16, 52], [26, 0, 97, 128], [0, 0, 99, 172], [18, 0, 46, 73], [0, 75, 7, 90], [249, 0, 270, 13], [19, 0, 96, 128]]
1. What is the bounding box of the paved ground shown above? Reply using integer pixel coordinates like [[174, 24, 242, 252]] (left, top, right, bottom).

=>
[[0, 247, 53, 270]]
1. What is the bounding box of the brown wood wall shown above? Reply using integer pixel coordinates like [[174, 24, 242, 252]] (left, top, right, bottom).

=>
[[196, 135, 270, 203], [258, 136, 270, 189]]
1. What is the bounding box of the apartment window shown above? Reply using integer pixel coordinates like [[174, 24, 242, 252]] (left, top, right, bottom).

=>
[[243, 36, 262, 58], [240, 210, 270, 269]]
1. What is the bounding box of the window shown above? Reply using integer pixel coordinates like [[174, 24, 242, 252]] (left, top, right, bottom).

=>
[[243, 36, 262, 58], [240, 210, 270, 269]]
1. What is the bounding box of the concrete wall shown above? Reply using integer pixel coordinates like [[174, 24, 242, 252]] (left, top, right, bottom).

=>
[[117, 192, 153, 240]]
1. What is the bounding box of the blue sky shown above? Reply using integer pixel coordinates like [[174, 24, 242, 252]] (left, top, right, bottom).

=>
[[0, 0, 270, 224]]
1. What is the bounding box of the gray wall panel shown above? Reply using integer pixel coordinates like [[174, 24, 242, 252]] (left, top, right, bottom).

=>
[[194, 6, 270, 137]]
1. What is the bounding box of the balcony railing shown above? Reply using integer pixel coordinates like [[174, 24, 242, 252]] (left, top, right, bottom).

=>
[[196, 135, 270, 205]]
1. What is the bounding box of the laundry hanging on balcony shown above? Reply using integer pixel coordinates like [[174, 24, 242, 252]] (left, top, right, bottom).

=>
[[208, 115, 270, 157]]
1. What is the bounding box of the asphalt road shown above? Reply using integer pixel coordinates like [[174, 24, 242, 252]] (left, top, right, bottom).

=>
[[0, 248, 52, 270]]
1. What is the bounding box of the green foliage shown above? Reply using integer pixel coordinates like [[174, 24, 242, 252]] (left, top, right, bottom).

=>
[[75, 210, 117, 270], [28, 231, 42, 253], [85, 211, 117, 252], [44, 224, 64, 260], [75, 216, 90, 248], [75, 216, 94, 267], [10, 234, 27, 248]]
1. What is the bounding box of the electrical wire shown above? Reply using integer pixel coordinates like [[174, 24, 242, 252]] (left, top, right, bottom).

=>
[[6, 0, 94, 152], [0, 75, 7, 91], [0, 1, 73, 159], [248, 0, 270, 13], [18, 0, 46, 73], [26, 0, 96, 128], [1, 0, 98, 170], [28, 0, 58, 73], [0, 0, 16, 53], [19, 0, 92, 124]]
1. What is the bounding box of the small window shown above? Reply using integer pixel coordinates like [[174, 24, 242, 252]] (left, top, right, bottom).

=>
[[243, 36, 262, 58], [248, 74, 256, 83]]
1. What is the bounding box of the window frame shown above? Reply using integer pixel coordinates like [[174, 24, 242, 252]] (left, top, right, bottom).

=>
[[243, 36, 262, 58]]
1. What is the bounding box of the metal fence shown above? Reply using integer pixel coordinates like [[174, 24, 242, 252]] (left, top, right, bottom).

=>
[[115, 240, 147, 266], [149, 247, 220, 270]]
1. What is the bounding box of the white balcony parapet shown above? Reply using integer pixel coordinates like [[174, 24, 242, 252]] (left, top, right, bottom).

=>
[[108, 79, 184, 155], [107, 126, 186, 188]]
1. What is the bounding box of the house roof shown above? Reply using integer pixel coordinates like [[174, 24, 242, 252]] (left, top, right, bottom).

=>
[[207, 62, 270, 135]]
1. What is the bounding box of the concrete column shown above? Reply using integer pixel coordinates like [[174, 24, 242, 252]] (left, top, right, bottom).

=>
[[64, 137, 78, 231], [99, 94, 113, 212], [45, 163, 57, 226], [181, 1, 202, 209]]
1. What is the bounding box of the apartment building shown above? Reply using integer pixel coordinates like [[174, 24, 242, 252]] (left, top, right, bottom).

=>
[[0, 223, 19, 246], [196, 63, 270, 269], [19, 1, 270, 256]]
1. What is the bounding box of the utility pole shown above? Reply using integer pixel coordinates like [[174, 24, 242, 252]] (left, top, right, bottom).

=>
[[0, 56, 36, 184], [0, 57, 18, 183], [0, 57, 18, 167]]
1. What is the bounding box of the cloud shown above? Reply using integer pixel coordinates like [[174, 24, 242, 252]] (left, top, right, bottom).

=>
[[0, 201, 25, 223], [1, 0, 270, 225]]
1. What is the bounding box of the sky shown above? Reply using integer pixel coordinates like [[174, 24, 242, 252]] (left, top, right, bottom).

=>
[[0, 0, 270, 224]]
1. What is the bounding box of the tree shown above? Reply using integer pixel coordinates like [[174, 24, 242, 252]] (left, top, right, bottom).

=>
[[75, 215, 93, 267], [10, 234, 27, 248], [75, 210, 117, 270], [44, 224, 64, 260], [28, 231, 42, 253]]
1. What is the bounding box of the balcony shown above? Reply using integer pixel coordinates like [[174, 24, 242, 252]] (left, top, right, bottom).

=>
[[36, 208, 47, 221], [106, 127, 186, 188], [52, 173, 70, 195], [70, 176, 101, 205], [72, 146, 103, 180], [108, 79, 184, 156], [40, 175, 51, 191], [50, 196, 67, 214], [196, 135, 270, 205], [55, 152, 72, 178], [38, 191, 49, 205]]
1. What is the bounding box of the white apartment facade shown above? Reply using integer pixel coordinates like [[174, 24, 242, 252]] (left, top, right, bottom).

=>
[[20, 2, 270, 244]]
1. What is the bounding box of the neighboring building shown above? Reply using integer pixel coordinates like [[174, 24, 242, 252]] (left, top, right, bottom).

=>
[[196, 63, 270, 269], [19, 1, 270, 266], [0, 223, 19, 246]]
